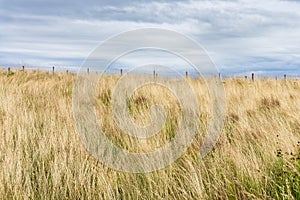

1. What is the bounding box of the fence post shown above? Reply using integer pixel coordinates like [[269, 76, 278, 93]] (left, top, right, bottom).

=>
[[284, 74, 287, 81], [153, 70, 156, 79], [120, 69, 123, 76], [185, 71, 188, 79], [8, 67, 10, 73], [52, 66, 55, 74], [252, 73, 255, 81], [22, 66, 25, 71], [87, 68, 90, 74]]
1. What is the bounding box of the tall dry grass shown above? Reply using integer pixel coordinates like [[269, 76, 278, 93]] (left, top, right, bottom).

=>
[[0, 69, 299, 199]]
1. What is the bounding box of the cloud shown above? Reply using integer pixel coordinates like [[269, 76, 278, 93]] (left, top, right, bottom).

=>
[[0, 0, 300, 76]]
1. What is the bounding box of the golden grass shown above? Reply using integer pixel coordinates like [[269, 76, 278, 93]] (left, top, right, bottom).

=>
[[0, 69, 299, 199]]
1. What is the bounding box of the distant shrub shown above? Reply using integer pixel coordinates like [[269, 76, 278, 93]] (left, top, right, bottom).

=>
[[260, 97, 280, 110], [133, 95, 148, 107], [228, 113, 240, 123]]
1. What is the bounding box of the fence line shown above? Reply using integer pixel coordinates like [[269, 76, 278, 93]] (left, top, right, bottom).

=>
[[3, 66, 299, 80]]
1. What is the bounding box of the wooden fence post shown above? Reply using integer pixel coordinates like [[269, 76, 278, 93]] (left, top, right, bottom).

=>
[[284, 74, 287, 81], [120, 69, 123, 76], [87, 68, 90, 74], [252, 73, 255, 81], [153, 70, 156, 79], [8, 67, 10, 73], [185, 71, 188, 79], [52, 66, 55, 74], [22, 66, 25, 71]]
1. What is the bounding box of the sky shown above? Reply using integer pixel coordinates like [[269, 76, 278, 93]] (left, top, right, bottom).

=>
[[0, 0, 300, 76]]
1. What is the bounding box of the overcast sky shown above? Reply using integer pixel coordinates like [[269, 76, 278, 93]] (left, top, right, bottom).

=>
[[0, 0, 300, 76]]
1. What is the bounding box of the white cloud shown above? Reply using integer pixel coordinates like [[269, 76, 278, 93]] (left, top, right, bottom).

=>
[[0, 0, 300, 75]]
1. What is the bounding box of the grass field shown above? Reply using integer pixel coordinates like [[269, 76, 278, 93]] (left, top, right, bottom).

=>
[[0, 69, 299, 199]]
